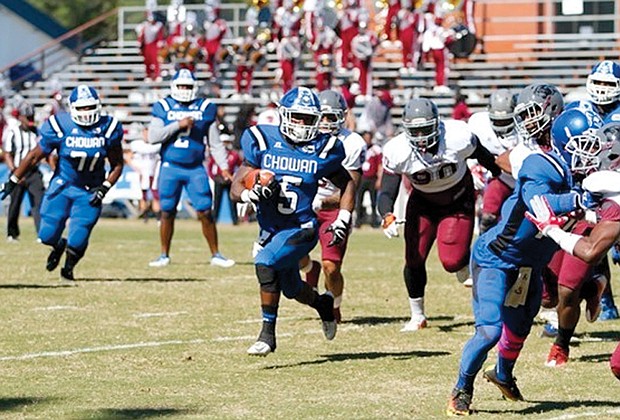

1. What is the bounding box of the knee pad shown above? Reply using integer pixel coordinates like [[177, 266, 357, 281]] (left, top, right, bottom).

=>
[[256, 264, 280, 294], [479, 213, 498, 234]]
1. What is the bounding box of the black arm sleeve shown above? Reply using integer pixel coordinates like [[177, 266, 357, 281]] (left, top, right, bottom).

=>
[[327, 166, 353, 191], [377, 171, 402, 217], [469, 134, 502, 177]]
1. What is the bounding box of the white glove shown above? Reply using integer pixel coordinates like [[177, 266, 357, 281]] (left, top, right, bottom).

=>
[[382, 213, 405, 239]]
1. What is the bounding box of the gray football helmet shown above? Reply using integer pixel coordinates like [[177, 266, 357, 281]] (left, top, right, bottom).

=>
[[597, 122, 620, 171], [318, 90, 347, 134], [514, 83, 564, 144], [402, 98, 439, 151], [488, 89, 517, 135]]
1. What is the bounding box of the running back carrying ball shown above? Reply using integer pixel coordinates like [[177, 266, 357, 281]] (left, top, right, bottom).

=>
[[242, 169, 279, 202]]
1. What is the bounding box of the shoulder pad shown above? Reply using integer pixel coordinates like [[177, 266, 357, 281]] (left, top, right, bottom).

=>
[[583, 170, 620, 195]]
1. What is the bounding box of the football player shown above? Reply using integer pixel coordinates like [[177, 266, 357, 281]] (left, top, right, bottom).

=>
[[447, 83, 586, 415], [526, 121, 620, 382], [0, 85, 124, 283], [378, 97, 502, 333], [147, 69, 234, 268], [299, 89, 366, 323], [468, 89, 519, 233], [230, 87, 356, 356]]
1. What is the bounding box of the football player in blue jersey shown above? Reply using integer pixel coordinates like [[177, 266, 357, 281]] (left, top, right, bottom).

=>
[[230, 86, 356, 356], [0, 85, 124, 283], [446, 83, 595, 415], [147, 69, 234, 268]]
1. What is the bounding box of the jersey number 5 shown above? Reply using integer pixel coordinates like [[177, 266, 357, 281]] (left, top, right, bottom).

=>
[[277, 175, 302, 215]]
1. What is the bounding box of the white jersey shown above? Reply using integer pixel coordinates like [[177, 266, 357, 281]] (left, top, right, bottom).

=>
[[314, 129, 366, 205], [382, 119, 475, 194], [130, 140, 161, 183], [468, 111, 519, 188]]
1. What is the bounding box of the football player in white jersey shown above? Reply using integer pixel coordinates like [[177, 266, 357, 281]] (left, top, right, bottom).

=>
[[526, 121, 620, 381], [299, 89, 366, 323], [468, 89, 519, 233], [378, 98, 501, 332]]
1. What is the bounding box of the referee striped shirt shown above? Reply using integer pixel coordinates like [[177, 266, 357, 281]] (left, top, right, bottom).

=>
[[2, 121, 38, 167]]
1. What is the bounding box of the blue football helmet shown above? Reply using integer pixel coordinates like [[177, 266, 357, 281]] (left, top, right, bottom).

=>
[[278, 87, 322, 143], [587, 60, 620, 105], [318, 90, 347, 134], [170, 69, 198, 103], [514, 83, 564, 145], [551, 108, 602, 174], [68, 84, 101, 126]]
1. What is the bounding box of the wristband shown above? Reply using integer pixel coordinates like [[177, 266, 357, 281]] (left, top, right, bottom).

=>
[[9, 174, 20, 183], [240, 189, 252, 204], [546, 227, 582, 255], [102, 180, 112, 189], [337, 209, 352, 224]]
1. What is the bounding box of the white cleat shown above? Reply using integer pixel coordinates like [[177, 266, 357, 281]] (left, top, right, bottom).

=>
[[322, 320, 337, 341], [247, 341, 273, 356], [400, 315, 428, 332], [211, 253, 235, 268], [149, 255, 170, 267], [463, 277, 473, 288]]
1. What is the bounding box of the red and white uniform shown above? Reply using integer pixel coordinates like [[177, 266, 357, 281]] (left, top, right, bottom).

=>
[[383, 0, 401, 40], [351, 30, 378, 96], [313, 130, 366, 262], [338, 2, 366, 69], [137, 18, 165, 81], [312, 21, 340, 91], [274, 4, 302, 92], [201, 16, 228, 75], [130, 139, 161, 199], [166, 1, 187, 46], [382, 120, 477, 272], [397, 5, 421, 70], [421, 13, 450, 87], [468, 111, 519, 217]]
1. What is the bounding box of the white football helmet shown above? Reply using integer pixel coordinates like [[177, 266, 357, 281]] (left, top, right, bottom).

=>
[[170, 69, 198, 103], [68, 84, 101, 126], [587, 60, 620, 106]]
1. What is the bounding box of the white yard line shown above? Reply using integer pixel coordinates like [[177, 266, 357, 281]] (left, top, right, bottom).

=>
[[133, 311, 189, 318], [32, 306, 81, 311], [0, 324, 363, 361], [546, 408, 620, 420]]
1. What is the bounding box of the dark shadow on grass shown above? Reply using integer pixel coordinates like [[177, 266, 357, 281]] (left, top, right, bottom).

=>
[[437, 320, 475, 333], [264, 349, 450, 370], [575, 352, 613, 363], [476, 399, 620, 416], [78, 277, 208, 283], [0, 397, 53, 411], [346, 316, 411, 326], [86, 407, 192, 420]]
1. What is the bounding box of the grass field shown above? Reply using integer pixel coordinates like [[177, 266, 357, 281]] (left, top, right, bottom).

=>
[[0, 218, 619, 420]]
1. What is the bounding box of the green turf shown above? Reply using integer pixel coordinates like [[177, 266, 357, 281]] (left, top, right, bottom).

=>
[[0, 218, 619, 419]]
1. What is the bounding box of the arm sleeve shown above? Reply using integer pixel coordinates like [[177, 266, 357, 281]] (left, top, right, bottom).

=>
[[147, 117, 181, 144], [468, 134, 502, 177], [377, 171, 402, 217], [240, 128, 262, 168], [2, 128, 13, 153], [208, 122, 229, 171]]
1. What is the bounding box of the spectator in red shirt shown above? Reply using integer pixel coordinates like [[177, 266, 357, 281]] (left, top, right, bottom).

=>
[[452, 92, 471, 121], [355, 131, 383, 228]]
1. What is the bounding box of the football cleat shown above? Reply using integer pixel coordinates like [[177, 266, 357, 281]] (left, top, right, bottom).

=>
[[585, 275, 608, 322], [316, 292, 337, 340], [545, 343, 569, 368], [446, 388, 473, 416], [540, 322, 558, 338], [46, 238, 67, 272], [6, 236, 19, 243], [210, 253, 235, 268], [60, 267, 77, 286], [400, 315, 428, 332], [149, 255, 170, 267], [483, 367, 524, 401], [247, 341, 273, 356], [599, 296, 620, 321], [462, 278, 473, 288]]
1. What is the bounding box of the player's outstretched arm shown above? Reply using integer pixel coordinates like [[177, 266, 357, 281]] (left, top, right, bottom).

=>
[[0, 145, 46, 200]]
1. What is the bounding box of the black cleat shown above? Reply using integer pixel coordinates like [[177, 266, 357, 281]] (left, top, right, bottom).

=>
[[447, 388, 473, 416], [46, 238, 67, 272], [60, 267, 77, 286], [316, 293, 337, 340], [483, 367, 524, 401]]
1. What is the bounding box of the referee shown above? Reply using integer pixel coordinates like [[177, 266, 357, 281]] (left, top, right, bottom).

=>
[[2, 102, 44, 242]]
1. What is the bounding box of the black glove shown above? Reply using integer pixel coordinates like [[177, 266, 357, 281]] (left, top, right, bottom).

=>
[[253, 177, 281, 201], [0, 174, 19, 200], [89, 181, 111, 207], [326, 210, 352, 247]]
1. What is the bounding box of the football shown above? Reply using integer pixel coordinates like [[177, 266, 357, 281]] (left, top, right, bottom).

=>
[[244, 168, 275, 190]]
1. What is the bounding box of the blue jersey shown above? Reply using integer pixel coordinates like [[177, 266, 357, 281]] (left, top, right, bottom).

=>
[[241, 125, 346, 231], [473, 151, 577, 269], [39, 112, 123, 189], [565, 100, 605, 124], [152, 96, 217, 167]]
